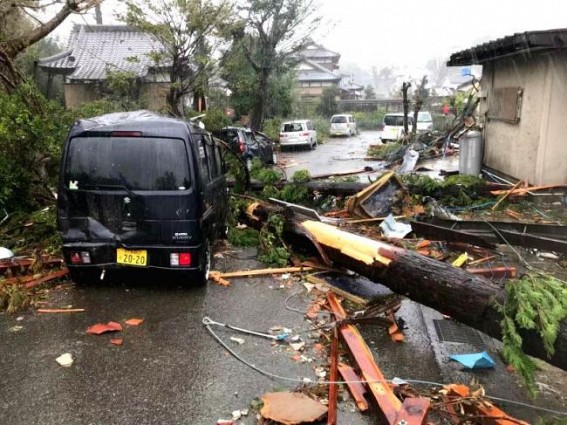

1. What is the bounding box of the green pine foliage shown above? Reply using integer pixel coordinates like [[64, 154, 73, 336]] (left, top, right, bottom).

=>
[[497, 273, 567, 396]]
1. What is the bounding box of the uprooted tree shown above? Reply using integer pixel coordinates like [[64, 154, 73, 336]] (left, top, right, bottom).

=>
[[0, 0, 101, 95]]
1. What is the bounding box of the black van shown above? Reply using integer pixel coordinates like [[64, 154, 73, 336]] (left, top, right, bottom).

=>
[[57, 111, 228, 285]]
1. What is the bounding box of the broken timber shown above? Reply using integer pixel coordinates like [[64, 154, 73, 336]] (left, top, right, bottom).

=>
[[243, 201, 567, 370]]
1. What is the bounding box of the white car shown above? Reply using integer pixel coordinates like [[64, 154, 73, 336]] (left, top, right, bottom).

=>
[[330, 114, 357, 137], [381, 113, 412, 142], [279, 120, 317, 150], [416, 111, 433, 133]]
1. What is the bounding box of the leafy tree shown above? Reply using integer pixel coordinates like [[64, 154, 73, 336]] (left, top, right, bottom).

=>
[[121, 0, 233, 117], [0, 0, 101, 94], [364, 84, 376, 100], [316, 85, 339, 117], [233, 0, 320, 130], [221, 41, 295, 120], [15, 37, 64, 101]]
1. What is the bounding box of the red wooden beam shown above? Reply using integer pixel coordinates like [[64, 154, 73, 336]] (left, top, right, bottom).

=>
[[337, 363, 369, 411], [327, 292, 403, 424], [327, 327, 339, 425]]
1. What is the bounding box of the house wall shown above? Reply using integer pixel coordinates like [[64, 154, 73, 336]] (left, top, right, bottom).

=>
[[481, 52, 567, 185], [139, 83, 170, 111], [64, 83, 100, 110], [63, 82, 169, 111]]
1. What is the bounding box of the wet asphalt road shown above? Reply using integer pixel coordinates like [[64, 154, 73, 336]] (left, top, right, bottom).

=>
[[1, 131, 565, 424]]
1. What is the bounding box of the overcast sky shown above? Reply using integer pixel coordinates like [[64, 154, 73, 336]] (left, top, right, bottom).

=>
[[316, 0, 567, 70], [56, 0, 567, 71]]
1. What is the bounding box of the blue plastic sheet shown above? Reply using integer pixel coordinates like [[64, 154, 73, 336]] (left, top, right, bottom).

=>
[[450, 351, 495, 369]]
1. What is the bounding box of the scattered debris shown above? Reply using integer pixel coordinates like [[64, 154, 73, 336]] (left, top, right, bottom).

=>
[[260, 392, 327, 425], [110, 338, 123, 346], [56, 353, 74, 367], [346, 171, 406, 218], [230, 337, 245, 345], [338, 363, 369, 411], [379, 214, 412, 239], [0, 247, 14, 260], [289, 341, 305, 351], [203, 316, 289, 341], [449, 351, 495, 369], [37, 308, 85, 313], [125, 318, 144, 326], [86, 321, 123, 335]]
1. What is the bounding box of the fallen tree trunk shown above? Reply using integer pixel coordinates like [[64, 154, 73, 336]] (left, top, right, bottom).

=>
[[243, 201, 567, 370], [314, 226, 567, 371], [230, 178, 369, 196]]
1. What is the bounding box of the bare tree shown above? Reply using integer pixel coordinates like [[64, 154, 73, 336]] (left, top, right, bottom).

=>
[[0, 0, 101, 93]]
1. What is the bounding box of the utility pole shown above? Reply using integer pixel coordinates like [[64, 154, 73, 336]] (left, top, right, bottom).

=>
[[95, 4, 103, 25]]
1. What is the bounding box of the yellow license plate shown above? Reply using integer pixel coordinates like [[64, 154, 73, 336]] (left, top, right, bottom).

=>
[[116, 248, 147, 267]]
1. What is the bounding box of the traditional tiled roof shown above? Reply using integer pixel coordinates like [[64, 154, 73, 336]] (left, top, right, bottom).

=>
[[448, 28, 567, 66], [300, 43, 340, 60], [38, 24, 168, 81], [296, 59, 341, 83]]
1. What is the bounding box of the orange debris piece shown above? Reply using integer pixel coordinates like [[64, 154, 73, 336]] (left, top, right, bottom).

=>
[[260, 392, 327, 425], [86, 321, 122, 335], [125, 318, 144, 326], [110, 338, 123, 346]]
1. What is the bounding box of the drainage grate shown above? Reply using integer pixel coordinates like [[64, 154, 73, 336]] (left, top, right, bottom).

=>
[[433, 319, 485, 347]]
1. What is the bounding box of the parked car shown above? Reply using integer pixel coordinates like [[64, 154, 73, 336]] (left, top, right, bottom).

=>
[[279, 120, 317, 150], [329, 114, 357, 137], [57, 110, 228, 285], [212, 127, 276, 167], [244, 129, 277, 166], [416, 111, 433, 133], [380, 113, 413, 142]]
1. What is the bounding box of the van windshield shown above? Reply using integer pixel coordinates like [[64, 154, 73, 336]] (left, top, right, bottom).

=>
[[64, 136, 191, 191], [418, 112, 432, 122], [331, 116, 347, 123], [384, 115, 413, 126]]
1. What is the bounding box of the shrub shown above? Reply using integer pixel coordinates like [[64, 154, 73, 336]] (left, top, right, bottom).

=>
[[0, 84, 73, 212]]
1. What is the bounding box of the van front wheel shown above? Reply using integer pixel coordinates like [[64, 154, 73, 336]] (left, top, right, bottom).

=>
[[195, 241, 211, 286]]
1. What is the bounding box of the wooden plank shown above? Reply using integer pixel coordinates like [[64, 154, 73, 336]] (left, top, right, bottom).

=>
[[490, 184, 567, 196], [338, 364, 369, 411], [37, 308, 85, 313], [306, 274, 367, 306], [327, 328, 339, 425], [23, 268, 69, 289], [327, 292, 402, 424], [393, 398, 430, 425], [466, 266, 516, 279], [213, 266, 314, 278], [492, 180, 523, 210]]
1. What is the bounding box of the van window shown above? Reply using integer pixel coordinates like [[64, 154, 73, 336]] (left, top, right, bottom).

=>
[[282, 123, 304, 132], [64, 136, 190, 191], [331, 116, 347, 124], [418, 112, 432, 122], [384, 115, 413, 126], [195, 135, 210, 183], [204, 134, 220, 178]]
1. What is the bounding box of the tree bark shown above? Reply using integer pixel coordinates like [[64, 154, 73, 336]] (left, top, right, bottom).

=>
[[402, 82, 410, 135], [251, 66, 270, 130]]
